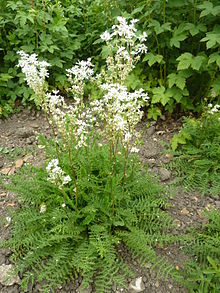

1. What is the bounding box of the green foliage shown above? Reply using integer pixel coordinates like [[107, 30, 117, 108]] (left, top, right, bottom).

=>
[[134, 0, 220, 116], [1, 137, 176, 292], [169, 111, 220, 196], [1, 0, 220, 117], [180, 208, 220, 292], [0, 0, 126, 116]]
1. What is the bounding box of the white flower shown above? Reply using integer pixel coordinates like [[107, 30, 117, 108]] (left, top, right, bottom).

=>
[[100, 31, 112, 42], [138, 32, 147, 42], [66, 58, 94, 82], [46, 159, 72, 188], [40, 204, 47, 213], [61, 203, 66, 208], [17, 51, 50, 102], [131, 147, 139, 153], [208, 104, 220, 115], [63, 175, 72, 185]]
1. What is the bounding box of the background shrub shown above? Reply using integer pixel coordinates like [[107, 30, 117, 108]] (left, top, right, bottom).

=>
[[1, 0, 220, 117]]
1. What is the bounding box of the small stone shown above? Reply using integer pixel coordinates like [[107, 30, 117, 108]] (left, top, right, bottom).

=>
[[181, 208, 189, 215], [0, 254, 6, 265], [0, 248, 11, 256], [15, 159, 24, 169], [144, 263, 152, 269], [147, 126, 155, 136], [1, 284, 20, 293], [31, 122, 39, 129], [165, 153, 173, 160], [26, 137, 33, 145], [142, 276, 147, 283], [215, 201, 220, 210], [0, 264, 20, 286], [17, 127, 33, 138], [128, 277, 145, 292], [159, 168, 171, 181], [168, 284, 173, 289], [173, 219, 181, 227], [155, 280, 159, 288]]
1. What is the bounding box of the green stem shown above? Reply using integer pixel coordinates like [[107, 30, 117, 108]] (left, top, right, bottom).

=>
[[122, 144, 129, 192], [110, 137, 119, 213]]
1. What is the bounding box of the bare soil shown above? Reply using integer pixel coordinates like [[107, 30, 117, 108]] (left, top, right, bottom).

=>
[[0, 108, 219, 293]]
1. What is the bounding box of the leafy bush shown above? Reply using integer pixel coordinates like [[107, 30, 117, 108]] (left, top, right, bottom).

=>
[[1, 0, 220, 117], [0, 0, 125, 116], [169, 105, 220, 196]]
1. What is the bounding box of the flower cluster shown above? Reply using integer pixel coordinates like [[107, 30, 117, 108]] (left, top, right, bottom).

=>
[[17, 50, 50, 105], [46, 159, 71, 189], [208, 103, 220, 115], [66, 58, 94, 99], [100, 17, 147, 83], [92, 83, 149, 148]]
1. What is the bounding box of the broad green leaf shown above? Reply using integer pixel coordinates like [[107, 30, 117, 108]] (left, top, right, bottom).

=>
[[101, 45, 109, 59], [168, 72, 187, 90], [208, 53, 220, 67], [143, 53, 164, 67], [191, 56, 206, 71], [177, 53, 193, 70], [167, 87, 182, 102], [167, 73, 176, 88], [147, 106, 162, 121], [149, 20, 163, 35], [201, 25, 220, 49], [185, 23, 206, 36], [198, 1, 220, 17], [171, 131, 191, 151], [152, 86, 172, 106], [170, 25, 188, 48]]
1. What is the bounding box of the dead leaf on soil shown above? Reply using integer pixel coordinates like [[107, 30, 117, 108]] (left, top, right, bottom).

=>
[[23, 154, 33, 162], [193, 196, 198, 202], [197, 209, 203, 218], [8, 166, 16, 175], [15, 159, 24, 168], [205, 204, 211, 211], [0, 167, 11, 175], [7, 202, 16, 207], [181, 207, 189, 215], [165, 153, 174, 159]]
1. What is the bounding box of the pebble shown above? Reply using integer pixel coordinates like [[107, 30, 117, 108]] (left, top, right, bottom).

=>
[[17, 127, 33, 139], [0, 264, 20, 286], [0, 284, 20, 293], [146, 126, 155, 136], [0, 254, 6, 265], [159, 168, 171, 181], [128, 277, 145, 292]]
